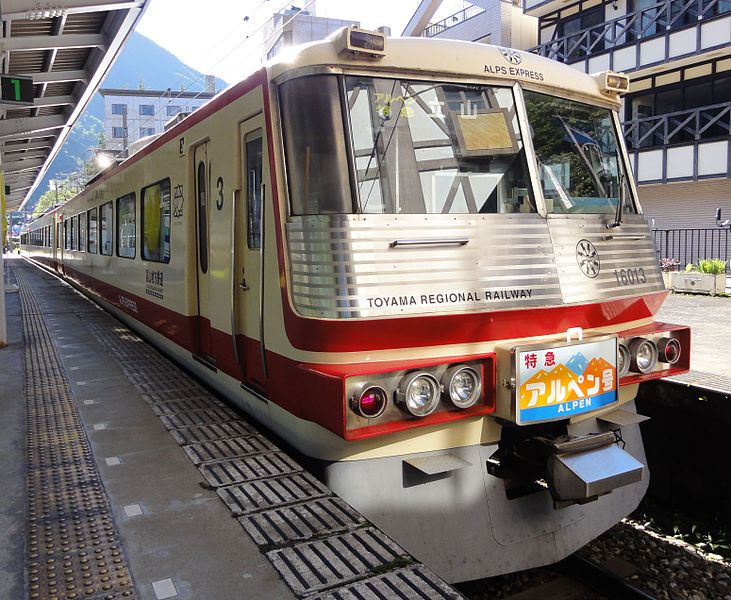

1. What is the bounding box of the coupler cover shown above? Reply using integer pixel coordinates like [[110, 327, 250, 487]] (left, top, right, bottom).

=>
[[547, 435, 644, 502]]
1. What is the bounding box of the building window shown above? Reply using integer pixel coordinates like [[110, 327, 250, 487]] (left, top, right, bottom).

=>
[[88, 207, 98, 254], [111, 103, 127, 115], [167, 105, 182, 116], [139, 127, 156, 137], [142, 178, 171, 263], [100, 201, 113, 255], [139, 104, 155, 116], [112, 127, 126, 138], [116, 193, 136, 259]]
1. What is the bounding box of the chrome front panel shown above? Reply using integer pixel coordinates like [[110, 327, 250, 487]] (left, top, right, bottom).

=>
[[287, 214, 561, 318], [286, 213, 664, 319], [547, 214, 664, 304]]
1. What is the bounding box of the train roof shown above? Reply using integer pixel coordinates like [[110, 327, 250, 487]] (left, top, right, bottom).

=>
[[267, 31, 623, 109]]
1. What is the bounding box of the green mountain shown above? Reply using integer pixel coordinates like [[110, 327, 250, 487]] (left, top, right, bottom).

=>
[[27, 32, 228, 210]]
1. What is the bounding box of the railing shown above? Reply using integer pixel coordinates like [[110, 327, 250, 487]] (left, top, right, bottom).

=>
[[422, 4, 486, 38], [653, 228, 730, 271], [623, 103, 731, 150], [532, 0, 731, 62]]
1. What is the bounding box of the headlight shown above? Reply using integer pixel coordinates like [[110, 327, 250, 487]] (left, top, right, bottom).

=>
[[658, 337, 681, 364], [443, 365, 481, 409], [351, 385, 387, 418], [618, 343, 631, 378], [396, 372, 440, 417], [629, 338, 658, 373]]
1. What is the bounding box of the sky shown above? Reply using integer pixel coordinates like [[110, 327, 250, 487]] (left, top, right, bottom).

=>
[[136, 0, 466, 85]]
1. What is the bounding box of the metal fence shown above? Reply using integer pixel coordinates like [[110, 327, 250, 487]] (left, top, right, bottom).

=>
[[653, 228, 730, 271]]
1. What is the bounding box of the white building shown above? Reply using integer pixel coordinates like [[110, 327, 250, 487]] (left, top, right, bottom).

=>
[[264, 6, 359, 60], [99, 85, 217, 155]]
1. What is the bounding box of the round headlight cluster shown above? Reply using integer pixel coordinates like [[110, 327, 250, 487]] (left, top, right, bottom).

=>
[[443, 365, 481, 409], [396, 372, 440, 417], [629, 337, 658, 374]]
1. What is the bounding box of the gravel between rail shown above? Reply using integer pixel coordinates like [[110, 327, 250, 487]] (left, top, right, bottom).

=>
[[457, 516, 731, 600]]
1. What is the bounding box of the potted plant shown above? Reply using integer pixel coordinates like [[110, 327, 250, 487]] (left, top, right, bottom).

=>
[[659, 257, 680, 288], [670, 259, 727, 295]]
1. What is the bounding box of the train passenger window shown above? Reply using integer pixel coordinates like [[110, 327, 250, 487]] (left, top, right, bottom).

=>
[[246, 133, 262, 249], [116, 193, 136, 259], [78, 212, 86, 253], [57, 223, 61, 249], [142, 178, 171, 263], [64, 219, 69, 249], [100, 202, 113, 256], [70, 216, 77, 251], [196, 161, 208, 273], [88, 208, 98, 254], [523, 91, 636, 215], [279, 75, 352, 214]]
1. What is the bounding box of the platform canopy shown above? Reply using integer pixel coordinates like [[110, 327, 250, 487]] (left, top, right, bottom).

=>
[[0, 0, 150, 212]]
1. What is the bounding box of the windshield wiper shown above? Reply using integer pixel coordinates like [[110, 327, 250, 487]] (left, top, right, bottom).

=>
[[607, 170, 625, 229]]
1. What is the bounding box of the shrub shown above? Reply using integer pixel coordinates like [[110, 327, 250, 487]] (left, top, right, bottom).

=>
[[697, 258, 727, 275], [659, 257, 680, 272]]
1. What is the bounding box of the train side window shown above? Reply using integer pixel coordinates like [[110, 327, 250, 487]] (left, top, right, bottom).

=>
[[57, 222, 62, 249], [88, 208, 98, 253], [116, 193, 136, 259], [196, 161, 208, 273], [64, 219, 69, 249], [246, 133, 263, 249], [78, 212, 86, 253], [100, 201, 113, 256], [70, 216, 77, 251], [142, 178, 171, 263]]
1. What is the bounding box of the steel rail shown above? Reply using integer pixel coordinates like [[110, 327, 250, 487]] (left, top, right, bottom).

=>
[[558, 553, 656, 600]]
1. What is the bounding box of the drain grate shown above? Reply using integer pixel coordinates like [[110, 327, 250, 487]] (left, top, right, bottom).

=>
[[15, 265, 138, 600], [169, 421, 257, 445], [216, 473, 331, 516], [308, 565, 465, 600], [183, 436, 278, 465], [267, 528, 410, 597], [151, 397, 223, 415], [199, 453, 302, 488], [159, 408, 239, 430], [240, 497, 366, 548]]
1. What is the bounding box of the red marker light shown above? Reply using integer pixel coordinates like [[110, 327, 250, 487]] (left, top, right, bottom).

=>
[[357, 387, 387, 418]]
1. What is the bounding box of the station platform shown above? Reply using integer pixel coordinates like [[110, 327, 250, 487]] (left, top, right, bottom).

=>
[[0, 257, 461, 600], [656, 291, 731, 394]]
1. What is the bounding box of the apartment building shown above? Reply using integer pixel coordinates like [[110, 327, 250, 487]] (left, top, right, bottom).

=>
[[99, 85, 216, 156], [408, 1, 731, 230]]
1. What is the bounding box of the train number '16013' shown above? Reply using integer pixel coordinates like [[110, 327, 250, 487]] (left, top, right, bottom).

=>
[[614, 267, 647, 286]]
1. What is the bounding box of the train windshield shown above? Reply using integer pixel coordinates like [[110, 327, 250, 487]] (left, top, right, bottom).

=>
[[524, 91, 634, 215], [280, 75, 534, 215]]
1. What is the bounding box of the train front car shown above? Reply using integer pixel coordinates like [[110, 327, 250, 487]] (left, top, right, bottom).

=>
[[266, 29, 689, 582]]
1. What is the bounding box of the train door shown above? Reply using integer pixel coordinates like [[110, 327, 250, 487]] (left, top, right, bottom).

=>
[[193, 143, 214, 360], [235, 114, 269, 389]]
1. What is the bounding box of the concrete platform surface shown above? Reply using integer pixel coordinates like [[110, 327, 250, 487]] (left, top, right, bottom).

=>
[[656, 291, 731, 392], [0, 255, 462, 600]]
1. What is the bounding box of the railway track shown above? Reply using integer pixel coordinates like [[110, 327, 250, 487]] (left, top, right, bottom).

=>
[[558, 554, 656, 600]]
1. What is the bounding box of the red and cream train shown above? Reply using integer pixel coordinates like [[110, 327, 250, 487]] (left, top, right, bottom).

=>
[[23, 28, 689, 582]]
